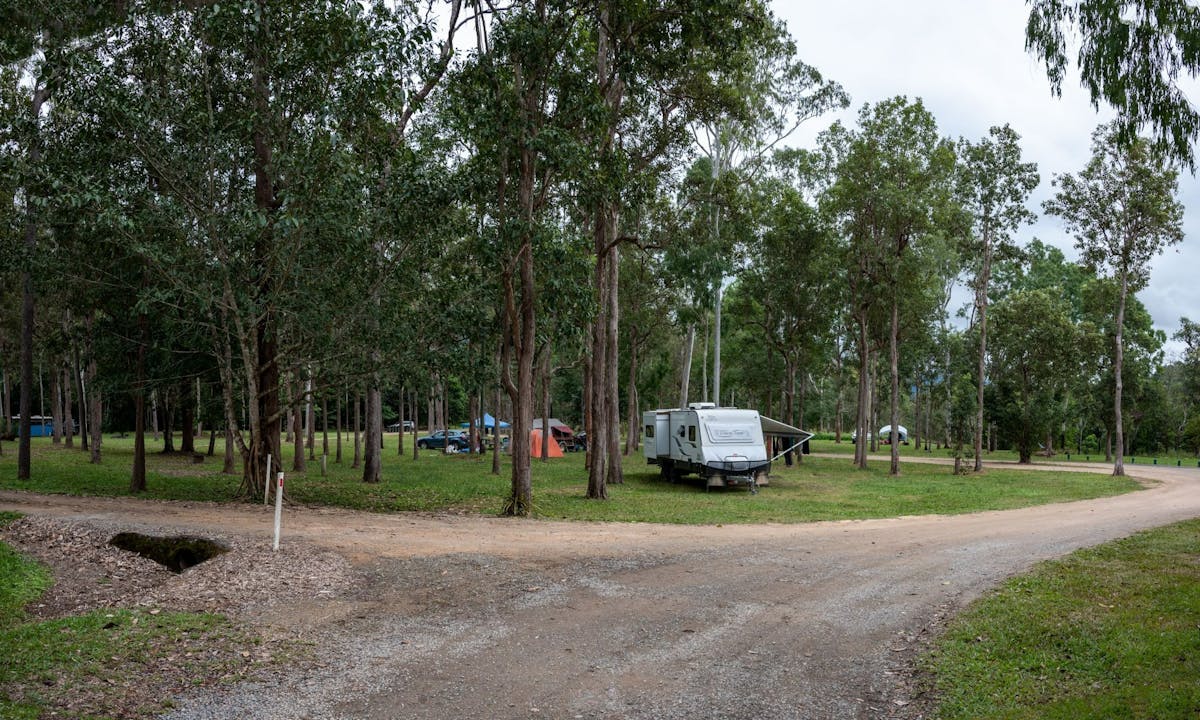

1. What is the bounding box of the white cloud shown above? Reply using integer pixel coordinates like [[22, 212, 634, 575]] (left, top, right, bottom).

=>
[[775, 0, 1199, 357]]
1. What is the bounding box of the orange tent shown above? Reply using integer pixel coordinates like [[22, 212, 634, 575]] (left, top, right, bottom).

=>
[[530, 429, 564, 458]]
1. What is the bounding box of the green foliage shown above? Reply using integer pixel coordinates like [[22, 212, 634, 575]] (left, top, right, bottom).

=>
[[989, 289, 1083, 462], [929, 519, 1200, 719], [1044, 123, 1185, 295], [1026, 0, 1200, 169]]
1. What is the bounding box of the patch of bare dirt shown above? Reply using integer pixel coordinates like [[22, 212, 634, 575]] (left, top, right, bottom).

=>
[[0, 514, 360, 719]]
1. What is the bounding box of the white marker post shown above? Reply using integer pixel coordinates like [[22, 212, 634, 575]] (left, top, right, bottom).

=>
[[264, 453, 272, 505], [272, 471, 284, 551]]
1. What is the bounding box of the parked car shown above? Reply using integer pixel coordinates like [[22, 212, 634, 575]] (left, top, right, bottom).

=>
[[386, 420, 415, 432], [416, 430, 469, 451]]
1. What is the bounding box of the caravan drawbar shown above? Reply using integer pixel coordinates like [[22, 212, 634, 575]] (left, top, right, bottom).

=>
[[642, 404, 775, 490]]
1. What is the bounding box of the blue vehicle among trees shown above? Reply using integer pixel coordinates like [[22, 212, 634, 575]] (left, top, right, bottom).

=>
[[416, 430, 470, 452]]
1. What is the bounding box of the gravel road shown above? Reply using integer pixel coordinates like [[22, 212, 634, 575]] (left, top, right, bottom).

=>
[[3, 457, 1198, 720]]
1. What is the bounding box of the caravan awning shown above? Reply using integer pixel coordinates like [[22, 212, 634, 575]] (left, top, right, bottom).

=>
[[759, 415, 814, 443]]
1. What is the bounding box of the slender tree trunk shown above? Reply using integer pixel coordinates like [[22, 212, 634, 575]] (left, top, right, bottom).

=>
[[306, 376, 315, 458], [1113, 274, 1128, 476], [160, 390, 176, 453], [292, 390, 305, 472], [834, 341, 844, 443], [50, 368, 62, 444], [336, 394, 343, 463], [624, 340, 639, 455], [412, 389, 420, 462], [88, 359, 102, 465], [397, 387, 404, 455], [352, 390, 361, 469], [539, 346, 550, 462], [854, 313, 870, 469], [362, 385, 381, 482], [679, 323, 695, 409], [492, 382, 501, 475], [180, 382, 195, 454], [605, 249, 623, 486], [223, 425, 236, 474], [62, 367, 74, 448], [17, 87, 47, 481], [889, 298, 901, 476], [974, 245, 991, 472], [130, 313, 149, 493], [323, 394, 330, 459]]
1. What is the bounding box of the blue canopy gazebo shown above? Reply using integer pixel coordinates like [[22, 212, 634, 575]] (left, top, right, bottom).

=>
[[460, 414, 510, 435]]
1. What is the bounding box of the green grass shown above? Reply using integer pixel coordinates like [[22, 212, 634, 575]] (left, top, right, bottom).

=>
[[0, 435, 1141, 523], [0, 607, 264, 720], [811, 438, 1200, 467], [926, 519, 1200, 719], [0, 506, 286, 719]]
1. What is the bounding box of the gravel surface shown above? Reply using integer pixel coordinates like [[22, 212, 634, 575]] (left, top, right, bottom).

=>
[[2, 458, 1199, 720]]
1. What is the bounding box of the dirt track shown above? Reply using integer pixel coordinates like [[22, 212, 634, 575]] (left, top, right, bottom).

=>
[[3, 457, 1199, 719]]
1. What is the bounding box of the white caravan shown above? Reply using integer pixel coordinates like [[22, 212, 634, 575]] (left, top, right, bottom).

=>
[[642, 403, 812, 491]]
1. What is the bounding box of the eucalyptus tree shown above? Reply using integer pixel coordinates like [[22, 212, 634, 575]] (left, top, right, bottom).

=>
[[575, 0, 845, 499], [1080, 277, 1165, 458], [734, 173, 839, 438], [1044, 123, 1184, 476], [443, 0, 598, 513], [43, 0, 465, 495], [822, 97, 958, 474], [1026, 0, 1200, 168], [1, 1, 134, 480], [989, 289, 1087, 463], [956, 125, 1039, 471]]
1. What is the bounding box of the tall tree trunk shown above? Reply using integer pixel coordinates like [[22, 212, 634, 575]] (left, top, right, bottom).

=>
[[539, 345, 551, 462], [62, 367, 74, 448], [853, 312, 870, 469], [412, 389, 420, 462], [624, 339, 639, 456], [292, 390, 306, 472], [180, 382, 195, 454], [131, 313, 149, 493], [88, 359, 102, 465], [1113, 273, 1128, 476], [336, 394, 343, 463], [17, 86, 47, 481], [834, 340, 844, 443], [323, 394, 330, 459], [679, 323, 695, 409], [160, 390, 176, 454], [362, 384, 382, 482], [491, 382, 501, 475], [400, 388, 410, 456], [889, 298, 901, 476], [605, 252, 623, 485], [973, 243, 991, 472], [306, 375, 315, 458], [50, 367, 62, 444], [352, 391, 361, 469]]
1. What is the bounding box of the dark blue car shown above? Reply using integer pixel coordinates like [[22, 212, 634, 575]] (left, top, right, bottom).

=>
[[416, 430, 469, 452]]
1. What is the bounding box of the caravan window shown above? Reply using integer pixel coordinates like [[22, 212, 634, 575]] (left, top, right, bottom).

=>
[[645, 425, 654, 438], [688, 426, 696, 442]]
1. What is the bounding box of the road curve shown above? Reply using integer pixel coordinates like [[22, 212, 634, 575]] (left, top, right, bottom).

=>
[[2, 458, 1198, 719]]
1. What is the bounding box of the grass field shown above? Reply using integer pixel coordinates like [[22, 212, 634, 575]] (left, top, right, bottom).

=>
[[809, 437, 1200, 468], [926, 519, 1200, 719], [0, 435, 1141, 524], [0, 513, 283, 719]]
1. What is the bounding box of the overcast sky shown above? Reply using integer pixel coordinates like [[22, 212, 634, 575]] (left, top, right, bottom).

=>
[[773, 0, 1198, 360]]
